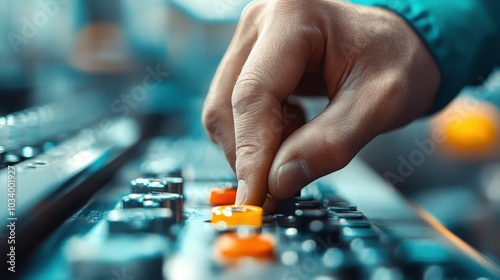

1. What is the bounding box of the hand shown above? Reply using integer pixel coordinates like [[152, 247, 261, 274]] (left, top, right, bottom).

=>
[[202, 0, 440, 208]]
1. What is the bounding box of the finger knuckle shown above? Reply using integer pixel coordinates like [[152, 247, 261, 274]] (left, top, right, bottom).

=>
[[235, 143, 262, 160], [273, 0, 304, 14], [265, 0, 324, 50], [234, 143, 259, 175], [232, 76, 268, 116], [271, 0, 319, 22], [202, 104, 225, 135], [240, 0, 265, 23]]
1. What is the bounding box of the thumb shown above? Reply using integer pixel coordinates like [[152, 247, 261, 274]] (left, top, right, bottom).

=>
[[267, 86, 392, 200]]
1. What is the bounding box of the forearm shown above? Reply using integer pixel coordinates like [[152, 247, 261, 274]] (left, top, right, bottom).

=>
[[351, 0, 500, 113]]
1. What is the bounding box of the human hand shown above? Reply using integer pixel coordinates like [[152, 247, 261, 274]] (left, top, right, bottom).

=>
[[202, 0, 440, 208]]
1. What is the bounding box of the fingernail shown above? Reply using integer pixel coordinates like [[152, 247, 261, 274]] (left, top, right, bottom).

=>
[[277, 158, 313, 198], [235, 179, 247, 205]]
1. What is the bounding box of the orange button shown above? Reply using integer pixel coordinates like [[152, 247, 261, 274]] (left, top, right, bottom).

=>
[[211, 205, 262, 228], [209, 188, 237, 205], [215, 232, 275, 264]]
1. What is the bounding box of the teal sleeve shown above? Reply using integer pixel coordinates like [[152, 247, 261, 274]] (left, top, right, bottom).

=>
[[350, 0, 500, 114]]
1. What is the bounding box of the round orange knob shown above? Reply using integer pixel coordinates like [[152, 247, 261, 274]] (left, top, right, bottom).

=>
[[215, 232, 275, 264], [211, 205, 263, 228], [209, 188, 237, 205]]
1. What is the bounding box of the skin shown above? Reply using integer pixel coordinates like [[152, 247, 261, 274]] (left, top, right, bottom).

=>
[[202, 0, 440, 210]]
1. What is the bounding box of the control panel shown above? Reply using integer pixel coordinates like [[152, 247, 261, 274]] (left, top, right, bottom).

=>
[[10, 138, 500, 280]]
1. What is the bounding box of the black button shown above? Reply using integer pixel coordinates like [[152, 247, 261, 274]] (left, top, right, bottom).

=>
[[276, 215, 295, 228], [295, 201, 322, 210], [262, 214, 276, 228], [143, 193, 184, 222], [130, 177, 184, 196], [274, 197, 295, 216], [121, 194, 145, 209], [166, 167, 182, 178], [331, 211, 364, 219], [326, 203, 357, 212], [107, 209, 174, 235], [295, 209, 328, 233]]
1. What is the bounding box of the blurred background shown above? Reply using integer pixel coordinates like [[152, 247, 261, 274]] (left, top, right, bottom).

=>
[[0, 0, 499, 267]]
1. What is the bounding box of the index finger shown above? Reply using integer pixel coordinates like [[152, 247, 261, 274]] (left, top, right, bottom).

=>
[[232, 23, 317, 206]]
